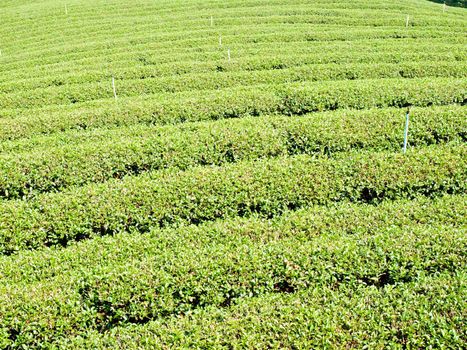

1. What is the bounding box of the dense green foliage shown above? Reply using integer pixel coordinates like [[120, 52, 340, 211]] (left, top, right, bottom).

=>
[[1, 77, 465, 141], [0, 0, 465, 348], [1, 144, 465, 254], [61, 273, 466, 349], [429, 1, 465, 8], [0, 105, 464, 200], [1, 195, 466, 348]]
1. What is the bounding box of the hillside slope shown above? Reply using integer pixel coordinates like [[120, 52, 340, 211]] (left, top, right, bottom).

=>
[[0, 0, 466, 348]]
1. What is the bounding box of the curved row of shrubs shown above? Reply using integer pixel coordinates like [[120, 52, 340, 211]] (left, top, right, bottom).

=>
[[1, 61, 465, 109], [0, 105, 465, 200], [55, 272, 465, 349], [1, 215, 464, 347], [1, 77, 465, 140], [2, 39, 462, 86], [0, 144, 465, 254]]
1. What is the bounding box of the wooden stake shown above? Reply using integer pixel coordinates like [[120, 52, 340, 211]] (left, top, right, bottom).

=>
[[403, 108, 410, 153], [112, 76, 117, 100]]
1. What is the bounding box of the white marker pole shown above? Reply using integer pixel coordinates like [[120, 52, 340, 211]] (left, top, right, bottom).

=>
[[405, 15, 409, 28], [112, 76, 117, 100], [219, 35, 222, 47], [403, 108, 410, 153], [210, 16, 213, 26], [443, 2, 446, 13], [227, 48, 231, 61], [65, 4, 68, 15]]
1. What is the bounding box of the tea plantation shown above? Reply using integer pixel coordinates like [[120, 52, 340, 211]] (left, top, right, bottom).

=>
[[0, 0, 466, 348]]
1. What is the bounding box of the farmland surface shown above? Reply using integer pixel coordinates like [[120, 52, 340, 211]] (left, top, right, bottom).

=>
[[0, 0, 466, 348]]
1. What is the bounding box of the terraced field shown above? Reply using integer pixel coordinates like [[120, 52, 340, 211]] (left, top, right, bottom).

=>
[[0, 0, 466, 348]]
